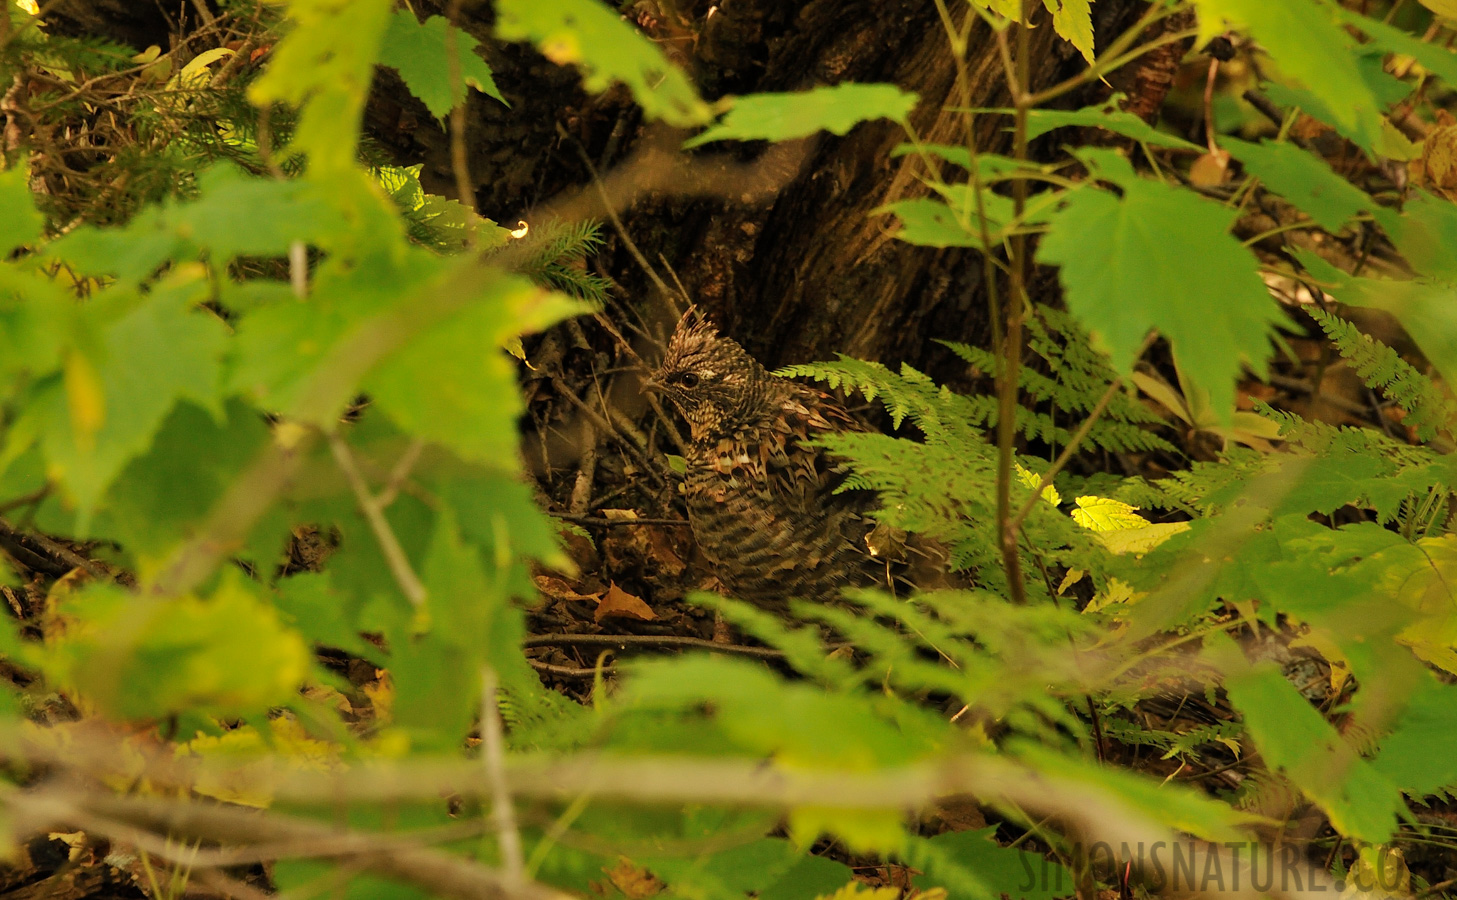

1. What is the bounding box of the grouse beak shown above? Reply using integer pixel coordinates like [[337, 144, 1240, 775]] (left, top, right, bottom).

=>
[[641, 375, 665, 396]]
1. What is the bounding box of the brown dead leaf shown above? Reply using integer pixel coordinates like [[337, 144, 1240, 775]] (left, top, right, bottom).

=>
[[594, 583, 656, 623], [600, 510, 690, 579], [925, 796, 988, 832], [645, 528, 686, 577], [1290, 113, 1331, 142], [1413, 120, 1457, 200], [1236, 380, 1277, 410], [1190, 149, 1230, 187], [533, 574, 602, 604], [560, 530, 599, 573], [604, 858, 663, 899], [362, 670, 393, 721]]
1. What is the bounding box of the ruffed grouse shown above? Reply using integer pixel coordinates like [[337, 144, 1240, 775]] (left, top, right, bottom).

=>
[[646, 312, 928, 613]]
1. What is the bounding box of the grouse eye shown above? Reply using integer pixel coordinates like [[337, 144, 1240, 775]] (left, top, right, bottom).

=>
[[679, 373, 701, 388]]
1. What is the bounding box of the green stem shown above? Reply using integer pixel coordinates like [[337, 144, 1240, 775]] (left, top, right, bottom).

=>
[[1023, 7, 1189, 108], [1008, 335, 1156, 533], [995, 1, 1033, 607], [930, 0, 1009, 355], [445, 0, 477, 248]]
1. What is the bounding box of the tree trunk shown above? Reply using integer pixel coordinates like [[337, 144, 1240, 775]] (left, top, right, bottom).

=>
[[381, 0, 1171, 377]]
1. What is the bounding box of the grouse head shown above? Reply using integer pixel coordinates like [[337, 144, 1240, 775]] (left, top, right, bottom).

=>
[[646, 310, 774, 436]]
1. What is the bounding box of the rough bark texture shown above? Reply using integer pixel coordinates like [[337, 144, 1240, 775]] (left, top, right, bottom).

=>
[[45, 0, 218, 51], [382, 0, 1158, 377]]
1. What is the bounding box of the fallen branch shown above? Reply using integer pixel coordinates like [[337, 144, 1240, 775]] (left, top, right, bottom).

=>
[[5, 786, 570, 900]]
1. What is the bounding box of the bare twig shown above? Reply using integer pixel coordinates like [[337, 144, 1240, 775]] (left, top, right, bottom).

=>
[[551, 513, 690, 527], [376, 437, 427, 509], [481, 666, 525, 889], [189, 868, 275, 900], [0, 516, 107, 580], [1267, 373, 1368, 416], [528, 659, 609, 678], [445, 0, 478, 247], [1201, 56, 1221, 155], [565, 130, 681, 315], [550, 373, 666, 485], [209, 36, 259, 90], [289, 240, 307, 299], [524, 632, 787, 660], [5, 787, 568, 900], [328, 431, 428, 608], [992, 4, 1035, 606], [188, 0, 216, 26], [1009, 332, 1159, 533], [570, 422, 599, 515], [1021, 4, 1185, 108], [589, 312, 688, 455], [151, 437, 312, 596]]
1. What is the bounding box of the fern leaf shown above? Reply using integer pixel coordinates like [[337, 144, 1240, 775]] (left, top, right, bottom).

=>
[[1309, 307, 1457, 442]]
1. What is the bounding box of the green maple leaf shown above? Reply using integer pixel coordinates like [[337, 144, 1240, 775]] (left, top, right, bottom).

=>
[[379, 11, 507, 120], [1036, 149, 1280, 424]]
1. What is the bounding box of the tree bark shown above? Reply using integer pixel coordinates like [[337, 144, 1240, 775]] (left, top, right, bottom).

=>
[[380, 0, 1168, 377]]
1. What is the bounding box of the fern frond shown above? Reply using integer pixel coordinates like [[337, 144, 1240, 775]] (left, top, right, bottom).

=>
[[1308, 307, 1456, 442], [937, 303, 1176, 455], [1251, 400, 1435, 467], [780, 357, 985, 442], [516, 219, 611, 305], [1115, 447, 1267, 514]]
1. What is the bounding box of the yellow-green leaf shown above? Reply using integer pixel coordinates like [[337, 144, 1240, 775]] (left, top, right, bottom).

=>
[[1044, 0, 1094, 64], [1015, 462, 1061, 506], [1095, 521, 1192, 556], [1419, 0, 1457, 20], [42, 576, 312, 721], [1071, 496, 1147, 532], [495, 0, 709, 127]]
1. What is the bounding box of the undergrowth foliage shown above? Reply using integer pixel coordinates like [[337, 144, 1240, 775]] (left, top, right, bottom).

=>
[[784, 305, 1172, 455], [1307, 306, 1457, 443], [2, 0, 1457, 898]]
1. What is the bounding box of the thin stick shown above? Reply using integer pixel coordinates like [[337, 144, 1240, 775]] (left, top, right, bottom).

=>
[[589, 311, 688, 454], [1202, 56, 1221, 156], [327, 431, 427, 608], [550, 374, 666, 485], [528, 659, 609, 678], [189, 0, 216, 26], [569, 422, 599, 515], [993, 4, 1034, 606], [551, 513, 690, 527], [6, 787, 566, 900], [566, 132, 681, 313], [481, 666, 525, 889], [445, 0, 478, 247], [1008, 332, 1158, 533], [289, 240, 308, 298], [151, 438, 310, 596], [1021, 4, 1183, 108], [0, 487, 48, 516], [0, 517, 107, 580], [524, 632, 788, 660], [376, 437, 426, 509]]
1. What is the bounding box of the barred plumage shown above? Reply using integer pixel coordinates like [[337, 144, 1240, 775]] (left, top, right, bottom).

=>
[[646, 312, 940, 613]]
